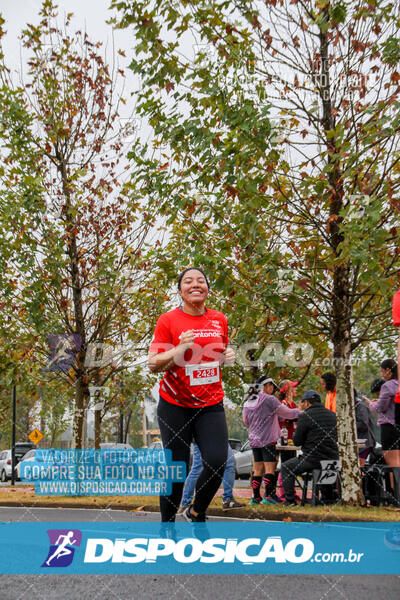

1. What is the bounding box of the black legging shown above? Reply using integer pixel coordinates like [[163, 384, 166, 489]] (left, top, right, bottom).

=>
[[157, 397, 228, 522]]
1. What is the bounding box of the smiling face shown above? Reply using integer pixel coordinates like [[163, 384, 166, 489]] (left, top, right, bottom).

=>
[[178, 269, 209, 310]]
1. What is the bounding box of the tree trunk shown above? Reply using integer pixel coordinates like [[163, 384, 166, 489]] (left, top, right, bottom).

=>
[[332, 306, 363, 504], [319, 20, 363, 504], [94, 408, 101, 449], [72, 376, 86, 448], [58, 155, 88, 449]]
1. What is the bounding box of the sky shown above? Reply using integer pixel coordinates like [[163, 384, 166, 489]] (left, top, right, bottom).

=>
[[1, 0, 135, 85]]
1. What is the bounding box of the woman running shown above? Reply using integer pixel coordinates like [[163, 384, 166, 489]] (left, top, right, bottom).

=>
[[148, 267, 234, 522]]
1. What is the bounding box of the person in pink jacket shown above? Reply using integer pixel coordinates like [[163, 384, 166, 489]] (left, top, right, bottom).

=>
[[243, 375, 301, 505]]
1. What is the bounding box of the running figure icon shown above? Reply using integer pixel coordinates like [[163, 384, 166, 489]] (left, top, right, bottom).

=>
[[45, 531, 77, 566]]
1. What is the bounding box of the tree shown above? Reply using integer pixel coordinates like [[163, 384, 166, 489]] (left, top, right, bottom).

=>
[[111, 0, 400, 503], [0, 1, 164, 448]]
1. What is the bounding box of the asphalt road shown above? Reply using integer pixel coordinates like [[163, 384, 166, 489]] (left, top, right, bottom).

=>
[[0, 507, 399, 600]]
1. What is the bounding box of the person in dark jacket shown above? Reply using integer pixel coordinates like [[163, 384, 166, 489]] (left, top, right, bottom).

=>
[[281, 389, 338, 506], [354, 388, 376, 466]]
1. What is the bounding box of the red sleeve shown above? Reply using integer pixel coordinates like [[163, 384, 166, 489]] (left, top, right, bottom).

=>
[[149, 313, 174, 353], [393, 290, 400, 327]]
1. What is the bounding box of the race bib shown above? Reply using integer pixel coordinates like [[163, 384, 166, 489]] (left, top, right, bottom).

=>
[[185, 361, 220, 386]]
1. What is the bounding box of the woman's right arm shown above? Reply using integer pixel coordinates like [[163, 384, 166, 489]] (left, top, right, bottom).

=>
[[148, 329, 195, 373], [276, 403, 301, 420]]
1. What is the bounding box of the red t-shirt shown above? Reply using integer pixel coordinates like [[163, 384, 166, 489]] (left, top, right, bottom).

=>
[[393, 290, 400, 327], [149, 307, 228, 407], [279, 399, 297, 439]]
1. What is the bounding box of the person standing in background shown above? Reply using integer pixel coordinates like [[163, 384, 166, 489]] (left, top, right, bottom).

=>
[[278, 379, 298, 439], [365, 359, 400, 468], [178, 442, 245, 512], [243, 376, 301, 505], [277, 379, 299, 500], [321, 372, 337, 413], [393, 289, 400, 425], [354, 388, 376, 466]]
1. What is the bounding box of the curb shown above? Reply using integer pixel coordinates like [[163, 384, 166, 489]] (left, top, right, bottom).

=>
[[0, 500, 382, 522]]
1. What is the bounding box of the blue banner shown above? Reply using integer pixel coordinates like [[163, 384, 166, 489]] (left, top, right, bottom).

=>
[[0, 522, 399, 574], [19, 449, 186, 496]]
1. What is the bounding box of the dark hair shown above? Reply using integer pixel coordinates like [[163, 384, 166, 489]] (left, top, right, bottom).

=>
[[370, 378, 385, 394], [380, 358, 398, 379], [307, 395, 321, 405], [246, 376, 276, 401], [321, 372, 336, 392], [246, 383, 260, 402], [177, 267, 210, 290]]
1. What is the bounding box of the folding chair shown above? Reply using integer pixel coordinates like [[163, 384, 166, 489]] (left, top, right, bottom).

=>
[[301, 460, 341, 506]]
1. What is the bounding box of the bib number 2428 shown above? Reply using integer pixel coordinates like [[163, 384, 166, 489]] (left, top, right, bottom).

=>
[[185, 361, 220, 386]]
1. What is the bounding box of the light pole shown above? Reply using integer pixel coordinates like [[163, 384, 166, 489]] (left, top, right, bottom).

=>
[[11, 385, 16, 486]]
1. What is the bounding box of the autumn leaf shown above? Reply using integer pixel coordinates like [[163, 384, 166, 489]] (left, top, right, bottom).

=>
[[131, 505, 146, 512], [297, 278, 311, 290]]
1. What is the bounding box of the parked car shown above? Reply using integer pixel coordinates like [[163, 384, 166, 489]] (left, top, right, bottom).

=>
[[233, 440, 253, 478], [0, 444, 37, 482], [14, 442, 36, 462], [228, 438, 243, 452], [15, 448, 38, 480], [99, 443, 133, 450], [0, 450, 14, 482]]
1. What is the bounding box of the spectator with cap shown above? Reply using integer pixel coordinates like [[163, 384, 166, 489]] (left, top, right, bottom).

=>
[[276, 379, 299, 500], [278, 379, 298, 440], [243, 375, 301, 506], [321, 372, 337, 412], [281, 389, 339, 507]]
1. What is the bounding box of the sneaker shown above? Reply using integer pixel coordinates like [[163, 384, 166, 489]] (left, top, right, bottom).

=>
[[182, 505, 207, 523], [270, 492, 284, 503], [249, 497, 261, 505], [177, 502, 191, 515], [283, 500, 299, 507], [222, 498, 245, 510], [261, 496, 276, 505]]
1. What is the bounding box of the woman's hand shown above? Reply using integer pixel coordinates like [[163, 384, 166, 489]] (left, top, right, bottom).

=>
[[222, 346, 235, 365], [362, 395, 371, 406], [178, 329, 195, 349]]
